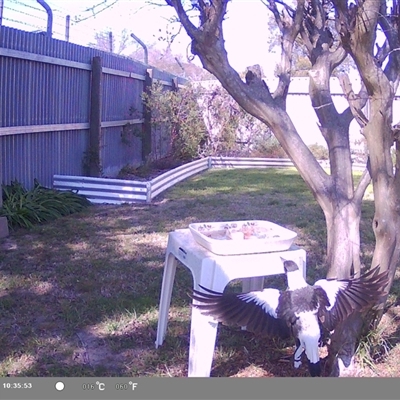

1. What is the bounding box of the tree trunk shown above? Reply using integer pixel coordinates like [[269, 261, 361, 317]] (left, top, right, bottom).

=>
[[326, 312, 364, 376], [324, 201, 361, 280], [371, 189, 400, 287], [319, 198, 365, 376]]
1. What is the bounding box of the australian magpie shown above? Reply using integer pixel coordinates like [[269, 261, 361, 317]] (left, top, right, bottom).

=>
[[190, 261, 389, 377]]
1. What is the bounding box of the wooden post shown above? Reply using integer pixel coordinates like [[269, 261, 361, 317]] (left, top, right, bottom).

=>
[[142, 68, 153, 162], [0, 216, 8, 238], [172, 77, 179, 91], [88, 56, 102, 177], [170, 77, 180, 157]]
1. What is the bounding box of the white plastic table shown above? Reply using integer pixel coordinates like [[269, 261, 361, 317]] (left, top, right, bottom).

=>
[[155, 228, 306, 377]]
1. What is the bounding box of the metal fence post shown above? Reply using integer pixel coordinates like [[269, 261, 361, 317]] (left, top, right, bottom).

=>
[[36, 0, 53, 37], [65, 15, 70, 42], [146, 181, 152, 203], [0, 0, 4, 26]]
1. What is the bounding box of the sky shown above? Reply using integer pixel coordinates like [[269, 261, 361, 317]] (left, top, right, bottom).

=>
[[2, 0, 281, 75]]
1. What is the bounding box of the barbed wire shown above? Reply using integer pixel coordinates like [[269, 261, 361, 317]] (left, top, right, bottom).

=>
[[0, 0, 183, 56], [70, 0, 120, 24], [8, 0, 43, 13], [1, 0, 120, 43]]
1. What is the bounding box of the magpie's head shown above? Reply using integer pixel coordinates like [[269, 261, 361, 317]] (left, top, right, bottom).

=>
[[281, 258, 300, 273], [308, 360, 321, 377]]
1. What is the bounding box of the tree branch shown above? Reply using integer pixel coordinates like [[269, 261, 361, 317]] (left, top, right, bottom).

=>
[[261, 0, 296, 16], [354, 159, 372, 206], [308, 54, 341, 133], [330, 46, 348, 71], [375, 39, 391, 66], [378, 8, 400, 92], [245, 65, 273, 101], [166, 0, 200, 40], [197, 0, 228, 37], [267, 0, 306, 108], [338, 73, 369, 128], [334, 0, 390, 98], [300, 25, 315, 54], [310, 0, 324, 29]]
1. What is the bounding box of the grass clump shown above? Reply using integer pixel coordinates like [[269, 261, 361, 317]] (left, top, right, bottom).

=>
[[356, 321, 394, 373], [0, 179, 91, 229]]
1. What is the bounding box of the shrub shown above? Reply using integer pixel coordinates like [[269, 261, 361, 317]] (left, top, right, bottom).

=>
[[142, 82, 208, 162], [0, 179, 91, 229], [142, 81, 285, 161], [308, 143, 329, 160], [251, 135, 288, 158], [201, 83, 276, 157]]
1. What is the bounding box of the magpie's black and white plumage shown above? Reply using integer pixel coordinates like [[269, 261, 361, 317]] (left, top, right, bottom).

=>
[[190, 260, 389, 377]]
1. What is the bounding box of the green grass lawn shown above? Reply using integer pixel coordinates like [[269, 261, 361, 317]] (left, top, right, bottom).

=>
[[1, 168, 397, 377]]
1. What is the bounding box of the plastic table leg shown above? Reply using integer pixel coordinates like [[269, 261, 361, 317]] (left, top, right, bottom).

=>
[[187, 306, 219, 377], [155, 251, 178, 348]]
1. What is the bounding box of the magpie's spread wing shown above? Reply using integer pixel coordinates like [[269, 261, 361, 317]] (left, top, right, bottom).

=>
[[313, 265, 389, 331], [190, 285, 291, 338]]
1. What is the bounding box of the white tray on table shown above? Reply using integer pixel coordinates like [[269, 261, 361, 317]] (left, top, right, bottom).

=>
[[189, 220, 297, 256]]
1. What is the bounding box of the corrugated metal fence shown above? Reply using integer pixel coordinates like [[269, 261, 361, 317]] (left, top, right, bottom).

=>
[[53, 157, 367, 204], [0, 26, 186, 190], [53, 158, 210, 204]]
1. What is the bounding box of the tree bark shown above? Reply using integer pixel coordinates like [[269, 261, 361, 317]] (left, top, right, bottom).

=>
[[324, 201, 361, 279]]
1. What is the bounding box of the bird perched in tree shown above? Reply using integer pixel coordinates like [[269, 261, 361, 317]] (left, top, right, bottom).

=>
[[190, 260, 389, 377]]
